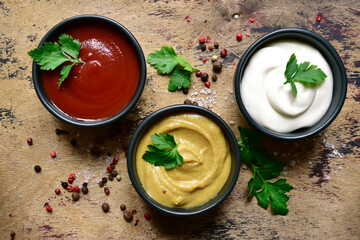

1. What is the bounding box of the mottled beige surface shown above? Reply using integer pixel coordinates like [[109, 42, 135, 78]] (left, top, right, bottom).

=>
[[0, 0, 359, 239]]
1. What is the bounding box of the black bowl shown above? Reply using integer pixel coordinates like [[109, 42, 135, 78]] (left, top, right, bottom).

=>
[[32, 15, 146, 127], [127, 105, 241, 216], [235, 28, 347, 140]]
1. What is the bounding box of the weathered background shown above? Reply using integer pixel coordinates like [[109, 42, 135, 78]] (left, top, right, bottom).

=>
[[0, 0, 359, 239]]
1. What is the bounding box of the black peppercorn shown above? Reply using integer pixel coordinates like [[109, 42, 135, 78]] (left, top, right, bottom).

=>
[[212, 74, 217, 82], [192, 101, 198, 106], [82, 182, 88, 187], [99, 181, 104, 188], [184, 99, 192, 105], [102, 177, 108, 184], [61, 181, 68, 189], [111, 170, 118, 178], [82, 186, 89, 194], [182, 87, 189, 94], [108, 175, 114, 181], [70, 139, 78, 146], [34, 165, 41, 173], [201, 73, 209, 82], [102, 203, 110, 213], [200, 44, 206, 51], [72, 192, 80, 201], [123, 210, 133, 221], [214, 42, 219, 49], [10, 231, 15, 239], [213, 61, 222, 73], [120, 204, 126, 211]]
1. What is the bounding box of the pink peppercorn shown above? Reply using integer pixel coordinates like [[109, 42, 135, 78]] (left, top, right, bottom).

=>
[[74, 186, 80, 192], [27, 137, 33, 146], [220, 49, 227, 57], [68, 177, 74, 184], [50, 151, 56, 158], [113, 157, 119, 164], [185, 16, 190, 22], [203, 57, 208, 63], [144, 213, 151, 220], [236, 33, 243, 41], [316, 14, 323, 22], [104, 187, 110, 195], [205, 82, 210, 88], [55, 188, 61, 195], [110, 163, 116, 170], [45, 204, 52, 212], [206, 36, 211, 43], [199, 36, 205, 43], [67, 185, 74, 192], [249, 17, 254, 23], [69, 173, 76, 179], [195, 71, 202, 77], [106, 167, 113, 173]]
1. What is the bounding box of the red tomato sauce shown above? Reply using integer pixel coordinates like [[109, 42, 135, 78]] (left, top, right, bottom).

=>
[[42, 21, 140, 120]]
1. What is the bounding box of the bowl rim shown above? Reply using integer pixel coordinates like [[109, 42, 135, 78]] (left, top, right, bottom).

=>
[[234, 28, 347, 140], [127, 104, 241, 217], [32, 14, 147, 127]]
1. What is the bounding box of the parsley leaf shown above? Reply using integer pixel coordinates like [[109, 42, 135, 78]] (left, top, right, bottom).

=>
[[168, 68, 191, 91], [147, 46, 179, 74], [238, 126, 293, 215], [284, 53, 327, 97], [147, 46, 199, 91], [28, 33, 85, 88], [142, 133, 183, 170]]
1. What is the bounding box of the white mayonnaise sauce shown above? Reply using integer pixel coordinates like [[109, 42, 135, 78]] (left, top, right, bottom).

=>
[[240, 40, 333, 133]]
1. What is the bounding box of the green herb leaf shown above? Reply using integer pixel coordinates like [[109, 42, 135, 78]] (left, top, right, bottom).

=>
[[28, 42, 71, 70], [28, 34, 85, 88], [147, 46, 179, 74], [238, 126, 293, 215], [59, 33, 81, 59], [147, 46, 198, 91], [284, 53, 327, 97], [142, 133, 183, 170], [255, 178, 293, 215], [168, 67, 191, 91]]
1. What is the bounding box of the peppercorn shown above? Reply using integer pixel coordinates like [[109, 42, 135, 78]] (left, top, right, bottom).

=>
[[116, 175, 122, 181], [205, 81, 210, 88], [67, 185, 74, 192], [108, 175, 114, 181], [82, 186, 89, 194], [212, 74, 217, 82], [50, 151, 56, 158], [110, 163, 116, 170], [220, 49, 227, 57], [10, 231, 15, 239], [120, 204, 126, 211], [82, 182, 88, 187], [193, 101, 198, 106], [72, 192, 80, 201], [208, 45, 214, 51], [55, 129, 69, 135], [111, 170, 118, 178], [45, 204, 52, 212], [27, 137, 33, 145], [236, 33, 243, 41], [34, 165, 41, 173], [201, 73, 209, 82], [104, 187, 110, 195], [144, 213, 151, 220], [135, 219, 139, 226], [199, 36, 205, 43], [106, 167, 112, 173], [211, 55, 218, 62], [55, 188, 61, 195], [113, 157, 119, 164], [214, 41, 219, 49], [200, 44, 206, 51], [184, 99, 192, 105], [61, 181, 68, 189], [102, 203, 110, 213], [102, 177, 108, 184], [182, 87, 189, 94], [213, 61, 223, 73], [74, 185, 80, 192], [68, 177, 74, 184], [70, 139, 78, 146], [123, 211, 133, 222], [99, 181, 104, 188], [195, 71, 202, 77]]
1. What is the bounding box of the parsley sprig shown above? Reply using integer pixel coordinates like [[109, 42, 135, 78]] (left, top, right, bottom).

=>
[[142, 133, 183, 170], [238, 126, 293, 215], [284, 53, 327, 97], [28, 33, 85, 88], [147, 46, 199, 91]]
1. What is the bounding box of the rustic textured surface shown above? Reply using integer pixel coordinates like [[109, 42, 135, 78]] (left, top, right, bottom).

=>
[[0, 0, 359, 239]]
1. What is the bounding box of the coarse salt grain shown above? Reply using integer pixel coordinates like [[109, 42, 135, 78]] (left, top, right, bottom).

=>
[[325, 176, 331, 180], [273, 152, 278, 156], [308, 161, 312, 165], [283, 171, 288, 176]]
